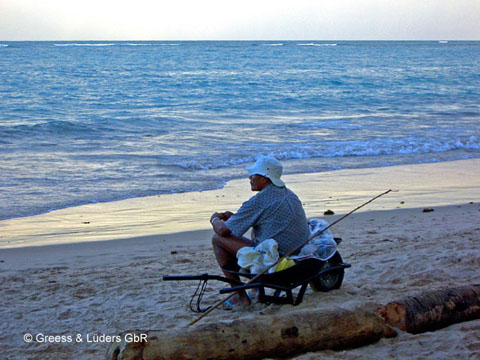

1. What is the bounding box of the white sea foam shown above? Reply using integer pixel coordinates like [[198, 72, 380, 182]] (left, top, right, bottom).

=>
[[121, 43, 154, 46], [439, 40, 449, 44], [53, 43, 178, 47], [54, 43, 115, 47], [262, 43, 284, 46], [298, 122, 364, 130], [297, 43, 337, 47], [175, 155, 258, 170], [0, 44, 8, 48]]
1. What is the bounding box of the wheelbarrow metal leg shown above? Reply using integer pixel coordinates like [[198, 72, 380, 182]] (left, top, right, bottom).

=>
[[294, 282, 309, 305]]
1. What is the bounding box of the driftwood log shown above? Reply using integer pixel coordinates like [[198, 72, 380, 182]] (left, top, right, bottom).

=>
[[106, 308, 396, 360], [377, 284, 480, 334]]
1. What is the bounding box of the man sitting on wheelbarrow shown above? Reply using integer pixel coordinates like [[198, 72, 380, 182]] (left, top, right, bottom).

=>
[[210, 156, 310, 305]]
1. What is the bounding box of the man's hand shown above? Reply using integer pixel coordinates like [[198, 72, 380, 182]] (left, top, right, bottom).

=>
[[219, 211, 234, 221], [210, 212, 221, 225], [210, 211, 232, 237], [210, 211, 233, 224]]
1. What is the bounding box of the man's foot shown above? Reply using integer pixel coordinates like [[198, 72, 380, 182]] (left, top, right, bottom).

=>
[[227, 292, 252, 305], [248, 288, 260, 301]]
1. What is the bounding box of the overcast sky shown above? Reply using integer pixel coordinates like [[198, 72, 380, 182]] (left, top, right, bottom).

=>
[[1, 0, 479, 41]]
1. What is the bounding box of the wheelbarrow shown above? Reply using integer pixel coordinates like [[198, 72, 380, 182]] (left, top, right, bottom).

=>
[[163, 238, 350, 312]]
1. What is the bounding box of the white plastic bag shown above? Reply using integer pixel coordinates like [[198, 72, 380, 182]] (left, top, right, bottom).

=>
[[237, 239, 279, 274], [290, 219, 337, 261]]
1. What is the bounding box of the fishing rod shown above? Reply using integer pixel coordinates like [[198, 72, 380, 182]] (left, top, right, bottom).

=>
[[188, 189, 394, 327]]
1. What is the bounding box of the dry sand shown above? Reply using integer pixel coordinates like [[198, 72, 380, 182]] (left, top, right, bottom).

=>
[[0, 159, 479, 359]]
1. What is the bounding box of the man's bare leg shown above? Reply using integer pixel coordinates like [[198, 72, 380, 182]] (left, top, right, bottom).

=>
[[212, 233, 253, 305]]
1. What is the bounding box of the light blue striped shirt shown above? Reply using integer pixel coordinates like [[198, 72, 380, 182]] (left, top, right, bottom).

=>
[[225, 184, 310, 256]]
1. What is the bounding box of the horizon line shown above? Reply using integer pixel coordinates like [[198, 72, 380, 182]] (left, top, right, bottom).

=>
[[1, 39, 479, 42]]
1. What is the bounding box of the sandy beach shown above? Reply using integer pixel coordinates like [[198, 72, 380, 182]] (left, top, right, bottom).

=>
[[1, 159, 479, 359]]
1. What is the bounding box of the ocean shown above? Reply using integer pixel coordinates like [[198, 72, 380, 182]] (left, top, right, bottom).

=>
[[0, 41, 479, 220]]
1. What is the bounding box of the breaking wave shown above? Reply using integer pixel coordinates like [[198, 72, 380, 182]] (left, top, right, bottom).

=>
[[173, 136, 480, 170]]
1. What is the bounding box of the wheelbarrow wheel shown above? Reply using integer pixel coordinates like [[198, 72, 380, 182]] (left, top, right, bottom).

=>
[[310, 252, 344, 292]]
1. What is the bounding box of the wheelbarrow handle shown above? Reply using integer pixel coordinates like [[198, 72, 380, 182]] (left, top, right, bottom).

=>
[[163, 274, 243, 286], [163, 274, 210, 281]]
